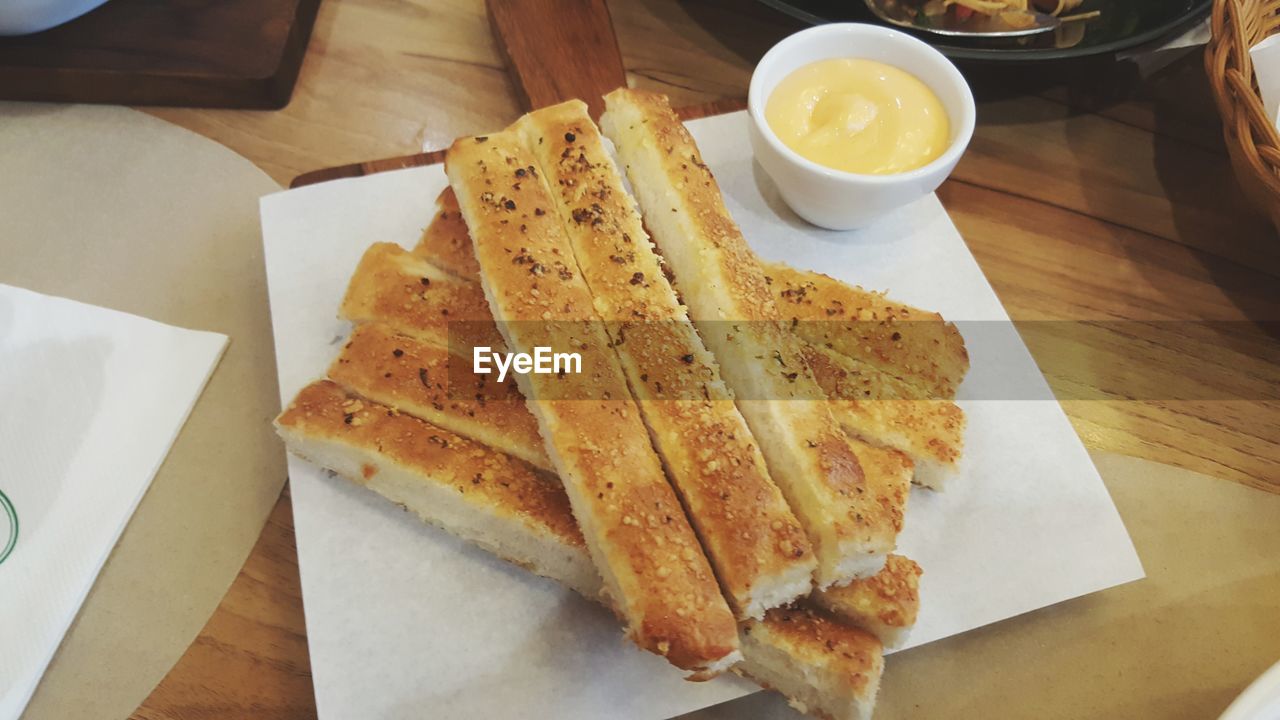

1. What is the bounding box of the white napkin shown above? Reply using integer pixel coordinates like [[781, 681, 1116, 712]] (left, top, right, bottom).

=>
[[0, 284, 227, 720], [1249, 34, 1280, 130]]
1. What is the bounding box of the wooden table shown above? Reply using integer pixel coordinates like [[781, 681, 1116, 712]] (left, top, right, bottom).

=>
[[129, 1, 1280, 718]]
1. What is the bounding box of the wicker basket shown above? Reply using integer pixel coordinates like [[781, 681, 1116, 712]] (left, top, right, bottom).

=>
[[1206, 0, 1280, 229]]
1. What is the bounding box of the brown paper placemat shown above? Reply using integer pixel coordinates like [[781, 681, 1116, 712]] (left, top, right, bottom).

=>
[[687, 452, 1280, 719], [0, 101, 285, 720]]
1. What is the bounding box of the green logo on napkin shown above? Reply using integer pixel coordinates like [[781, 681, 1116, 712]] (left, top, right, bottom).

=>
[[0, 490, 16, 565]]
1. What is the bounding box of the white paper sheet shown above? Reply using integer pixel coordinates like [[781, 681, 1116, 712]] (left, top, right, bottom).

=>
[[0, 284, 227, 720], [260, 111, 1144, 720]]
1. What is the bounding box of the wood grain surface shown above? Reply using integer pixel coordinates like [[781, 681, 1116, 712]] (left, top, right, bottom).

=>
[[0, 0, 321, 108], [289, 96, 746, 186], [487, 0, 627, 119], [128, 0, 1279, 718]]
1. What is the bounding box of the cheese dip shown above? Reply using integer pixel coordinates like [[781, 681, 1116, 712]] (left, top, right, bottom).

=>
[[765, 58, 950, 175]]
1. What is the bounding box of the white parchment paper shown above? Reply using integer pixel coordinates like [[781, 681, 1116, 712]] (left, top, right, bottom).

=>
[[260, 111, 1145, 720]]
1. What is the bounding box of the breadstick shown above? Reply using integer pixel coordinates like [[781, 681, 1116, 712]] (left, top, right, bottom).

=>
[[339, 242, 503, 354], [764, 262, 969, 400], [602, 88, 907, 587], [415, 188, 482, 280], [803, 342, 964, 490], [446, 129, 740, 676], [514, 100, 815, 618], [327, 321, 552, 472]]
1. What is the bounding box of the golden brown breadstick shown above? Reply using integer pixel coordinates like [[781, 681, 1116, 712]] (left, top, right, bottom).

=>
[[446, 129, 741, 677], [514, 100, 815, 618], [764, 262, 969, 400], [602, 88, 908, 587]]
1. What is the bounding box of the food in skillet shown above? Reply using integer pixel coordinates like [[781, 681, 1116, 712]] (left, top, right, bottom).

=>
[[897, 0, 1099, 31]]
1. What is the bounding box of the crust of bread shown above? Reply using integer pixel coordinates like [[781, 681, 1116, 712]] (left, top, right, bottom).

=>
[[415, 188, 483, 280], [515, 100, 815, 619], [278, 380, 883, 720], [339, 242, 505, 354], [812, 554, 921, 650], [803, 342, 964, 490], [445, 129, 740, 676], [601, 88, 902, 587], [738, 605, 884, 720], [763, 262, 969, 400], [326, 322, 553, 472], [274, 380, 599, 597]]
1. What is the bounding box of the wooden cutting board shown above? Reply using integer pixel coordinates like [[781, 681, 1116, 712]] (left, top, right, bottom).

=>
[[0, 0, 321, 108], [294, 0, 681, 187]]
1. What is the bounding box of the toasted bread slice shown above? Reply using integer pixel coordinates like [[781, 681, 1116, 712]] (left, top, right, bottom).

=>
[[739, 605, 884, 720], [446, 129, 741, 677], [812, 554, 922, 650], [803, 342, 964, 490], [514, 101, 815, 619], [339, 242, 505, 354], [277, 380, 883, 720], [326, 322, 553, 472], [274, 380, 598, 596], [415, 188, 483, 280], [764, 262, 969, 400], [601, 88, 903, 587]]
